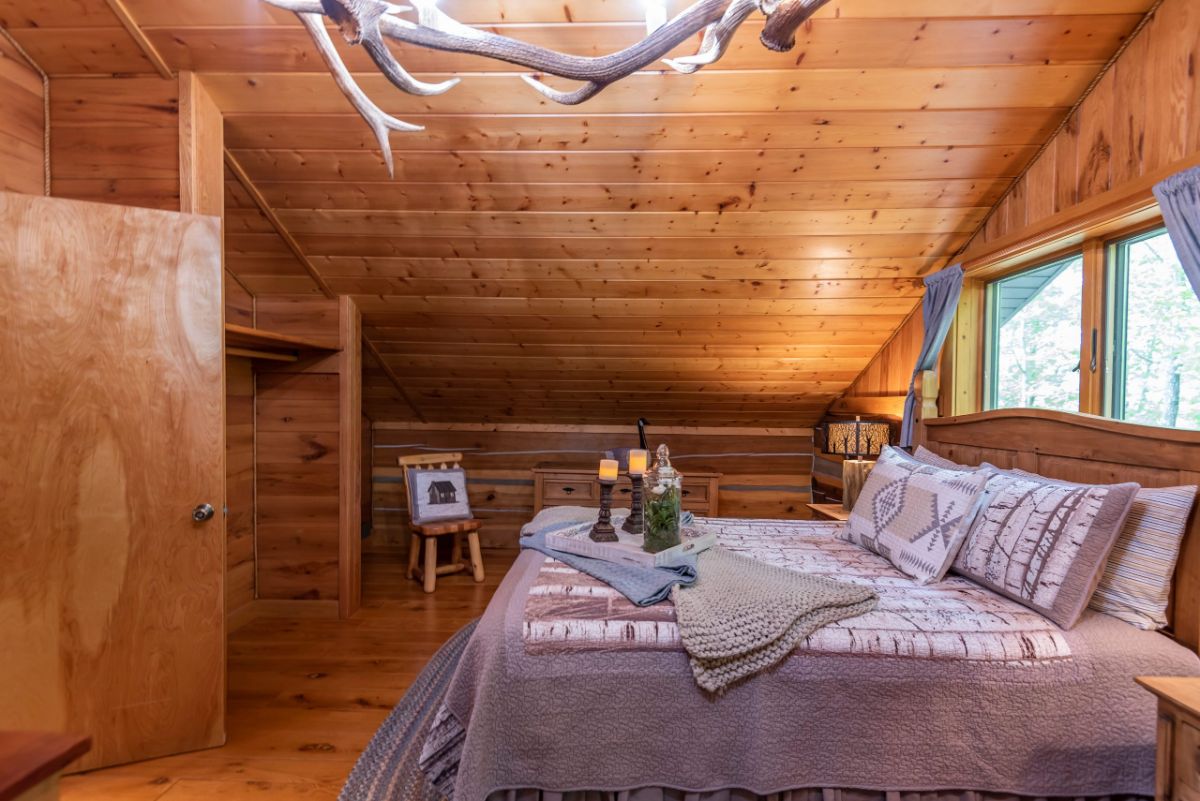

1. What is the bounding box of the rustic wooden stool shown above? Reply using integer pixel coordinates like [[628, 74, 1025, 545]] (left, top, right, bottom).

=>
[[399, 452, 485, 593]]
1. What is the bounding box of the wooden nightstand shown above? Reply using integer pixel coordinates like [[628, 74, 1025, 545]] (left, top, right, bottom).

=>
[[1137, 676, 1200, 801], [806, 503, 850, 522], [532, 462, 721, 517]]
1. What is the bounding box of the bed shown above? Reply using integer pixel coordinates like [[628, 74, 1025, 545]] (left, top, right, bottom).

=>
[[415, 409, 1200, 801]]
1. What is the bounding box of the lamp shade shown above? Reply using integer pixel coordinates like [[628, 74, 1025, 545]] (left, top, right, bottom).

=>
[[825, 417, 890, 458]]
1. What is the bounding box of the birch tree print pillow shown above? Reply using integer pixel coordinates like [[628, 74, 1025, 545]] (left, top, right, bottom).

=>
[[952, 467, 1139, 629]]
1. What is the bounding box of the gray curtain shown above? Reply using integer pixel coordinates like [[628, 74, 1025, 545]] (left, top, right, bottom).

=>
[[900, 264, 965, 447], [1152, 165, 1200, 301]]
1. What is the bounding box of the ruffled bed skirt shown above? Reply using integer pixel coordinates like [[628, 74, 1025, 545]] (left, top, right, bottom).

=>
[[488, 790, 1148, 801]]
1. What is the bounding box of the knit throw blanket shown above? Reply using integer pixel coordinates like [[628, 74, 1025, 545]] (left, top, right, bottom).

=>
[[673, 548, 878, 693]]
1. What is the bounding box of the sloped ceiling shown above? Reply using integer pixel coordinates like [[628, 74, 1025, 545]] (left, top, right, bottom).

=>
[[0, 0, 1155, 425]]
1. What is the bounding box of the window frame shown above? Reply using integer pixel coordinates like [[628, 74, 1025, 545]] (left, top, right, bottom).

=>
[[959, 217, 1188, 425], [981, 251, 1086, 413], [1103, 224, 1192, 425]]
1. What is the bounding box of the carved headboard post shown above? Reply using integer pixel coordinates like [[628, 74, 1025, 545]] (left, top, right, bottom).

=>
[[911, 370, 940, 448]]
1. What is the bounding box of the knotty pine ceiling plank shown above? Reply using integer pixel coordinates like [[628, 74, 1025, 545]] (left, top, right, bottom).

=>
[[222, 145, 1036, 184], [201, 66, 1099, 116], [222, 108, 1064, 153], [111, 0, 1154, 27], [283, 232, 964, 260], [142, 16, 1135, 75], [230, 179, 1009, 214], [309, 257, 942, 280]]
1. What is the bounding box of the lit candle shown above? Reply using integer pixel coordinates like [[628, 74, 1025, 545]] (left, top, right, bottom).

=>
[[627, 449, 648, 476], [598, 459, 619, 481]]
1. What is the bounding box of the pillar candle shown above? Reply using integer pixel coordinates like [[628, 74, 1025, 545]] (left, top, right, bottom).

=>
[[627, 449, 648, 476], [598, 459, 619, 481]]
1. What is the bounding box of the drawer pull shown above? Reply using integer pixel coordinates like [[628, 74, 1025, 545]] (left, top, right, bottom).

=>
[[618, 488, 632, 495], [561, 486, 576, 495], [682, 489, 692, 497]]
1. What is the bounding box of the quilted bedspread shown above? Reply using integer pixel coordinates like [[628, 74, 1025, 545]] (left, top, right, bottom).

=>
[[428, 517, 1200, 800]]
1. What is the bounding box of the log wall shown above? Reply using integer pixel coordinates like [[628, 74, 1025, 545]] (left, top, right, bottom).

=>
[[368, 423, 815, 553]]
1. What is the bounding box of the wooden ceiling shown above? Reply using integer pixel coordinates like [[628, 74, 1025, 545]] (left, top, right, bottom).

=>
[[0, 0, 1155, 425]]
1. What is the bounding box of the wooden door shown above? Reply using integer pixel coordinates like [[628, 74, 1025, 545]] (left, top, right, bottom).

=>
[[0, 192, 225, 772]]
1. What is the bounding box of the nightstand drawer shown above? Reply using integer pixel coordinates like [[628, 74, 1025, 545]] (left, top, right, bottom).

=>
[[1177, 721, 1200, 795], [680, 481, 709, 504], [542, 478, 595, 503]]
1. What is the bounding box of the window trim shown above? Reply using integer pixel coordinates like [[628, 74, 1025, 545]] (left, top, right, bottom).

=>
[[950, 216, 1173, 422], [1103, 224, 1181, 424], [982, 251, 1086, 413]]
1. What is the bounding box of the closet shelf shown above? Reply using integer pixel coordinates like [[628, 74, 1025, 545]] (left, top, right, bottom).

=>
[[225, 324, 340, 362]]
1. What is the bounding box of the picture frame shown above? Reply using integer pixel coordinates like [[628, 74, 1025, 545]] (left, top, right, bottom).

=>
[[406, 467, 472, 525]]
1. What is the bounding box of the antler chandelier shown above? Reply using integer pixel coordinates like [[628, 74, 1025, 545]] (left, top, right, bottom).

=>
[[262, 0, 833, 176]]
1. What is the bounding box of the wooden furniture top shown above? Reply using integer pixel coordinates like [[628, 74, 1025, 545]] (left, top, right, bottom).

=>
[[806, 503, 850, 522], [918, 407, 1200, 653], [533, 462, 722, 478], [1138, 677, 1200, 720], [224, 324, 339, 354], [0, 732, 90, 801]]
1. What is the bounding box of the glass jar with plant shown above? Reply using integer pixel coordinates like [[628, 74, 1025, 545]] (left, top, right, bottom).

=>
[[643, 444, 682, 553]]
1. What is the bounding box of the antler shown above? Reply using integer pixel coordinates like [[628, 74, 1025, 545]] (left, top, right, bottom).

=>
[[260, 0, 834, 173], [663, 0, 759, 75], [296, 10, 421, 178]]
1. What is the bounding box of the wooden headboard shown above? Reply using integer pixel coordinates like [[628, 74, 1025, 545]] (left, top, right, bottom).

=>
[[917, 408, 1200, 652]]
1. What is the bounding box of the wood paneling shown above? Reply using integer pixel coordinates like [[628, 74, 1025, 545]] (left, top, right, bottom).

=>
[[965, 0, 1200, 252], [0, 34, 43, 195], [49, 75, 182, 211], [2, 1, 1157, 425], [251, 296, 361, 611], [254, 297, 343, 602], [834, 306, 924, 417], [0, 191, 225, 771], [368, 423, 815, 553], [227, 355, 255, 617]]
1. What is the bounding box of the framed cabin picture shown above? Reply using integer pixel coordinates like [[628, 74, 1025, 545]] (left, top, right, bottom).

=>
[[406, 468, 472, 524]]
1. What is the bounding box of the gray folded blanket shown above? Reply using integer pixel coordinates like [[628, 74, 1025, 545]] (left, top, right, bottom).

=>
[[673, 547, 878, 694], [520, 530, 697, 607]]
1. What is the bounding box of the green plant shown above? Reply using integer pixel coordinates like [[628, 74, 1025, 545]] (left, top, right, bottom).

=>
[[644, 486, 681, 553]]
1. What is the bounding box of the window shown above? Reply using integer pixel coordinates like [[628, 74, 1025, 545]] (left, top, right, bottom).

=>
[[1107, 229, 1200, 430], [984, 253, 1084, 412]]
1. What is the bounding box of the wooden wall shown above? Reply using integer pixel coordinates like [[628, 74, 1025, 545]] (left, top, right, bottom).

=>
[[252, 296, 360, 608], [0, 34, 43, 195], [967, 0, 1200, 250], [50, 76, 181, 211], [226, 355, 255, 615], [832, 306, 924, 419], [368, 423, 814, 553]]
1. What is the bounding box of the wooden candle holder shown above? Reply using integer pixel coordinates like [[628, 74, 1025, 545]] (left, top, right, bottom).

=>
[[622, 473, 645, 535], [590, 479, 618, 542]]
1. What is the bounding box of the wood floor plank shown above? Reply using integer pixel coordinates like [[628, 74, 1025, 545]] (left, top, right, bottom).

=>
[[62, 551, 519, 801]]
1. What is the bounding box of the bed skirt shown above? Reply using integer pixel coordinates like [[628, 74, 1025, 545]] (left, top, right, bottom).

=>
[[487, 790, 1148, 801]]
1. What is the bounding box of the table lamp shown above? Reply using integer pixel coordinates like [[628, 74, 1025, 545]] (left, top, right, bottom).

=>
[[824, 417, 891, 511]]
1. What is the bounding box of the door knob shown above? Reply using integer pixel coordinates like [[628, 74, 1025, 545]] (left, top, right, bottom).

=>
[[192, 503, 216, 522]]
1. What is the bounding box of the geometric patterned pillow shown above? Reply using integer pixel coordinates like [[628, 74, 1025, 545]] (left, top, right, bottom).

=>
[[1005, 469, 1197, 631], [839, 446, 993, 585], [952, 467, 1140, 629]]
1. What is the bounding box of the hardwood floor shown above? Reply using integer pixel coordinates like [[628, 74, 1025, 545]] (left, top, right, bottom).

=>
[[61, 549, 518, 801]]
